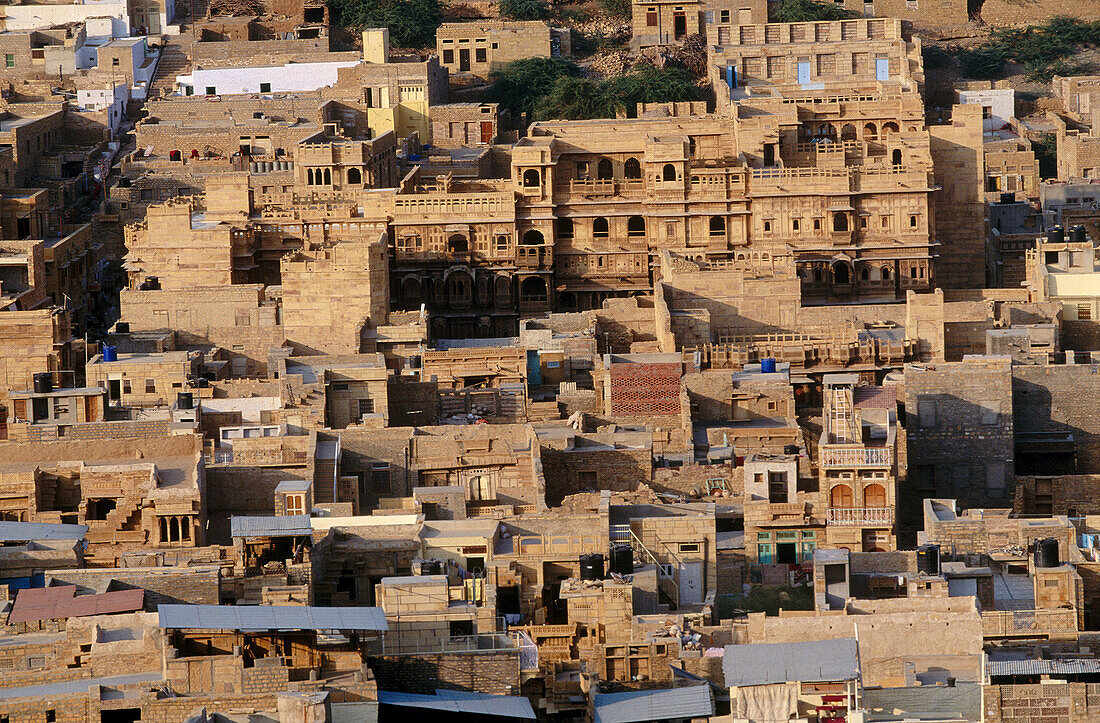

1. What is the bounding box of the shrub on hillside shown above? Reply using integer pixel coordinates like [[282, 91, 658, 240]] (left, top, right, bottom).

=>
[[327, 0, 443, 47]]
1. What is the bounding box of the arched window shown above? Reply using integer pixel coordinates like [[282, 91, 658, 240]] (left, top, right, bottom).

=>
[[347, 167, 362, 184], [522, 229, 545, 245], [624, 158, 641, 179], [830, 484, 853, 508], [892, 148, 902, 166], [833, 213, 848, 232], [882, 121, 899, 136], [448, 272, 471, 300], [593, 217, 609, 238], [401, 277, 421, 302], [881, 266, 891, 280], [597, 158, 613, 179], [840, 123, 857, 141], [709, 216, 725, 236], [521, 276, 548, 302], [860, 266, 869, 281], [523, 169, 540, 187], [559, 291, 577, 310], [627, 216, 645, 237], [662, 163, 676, 181], [495, 275, 511, 303], [306, 168, 315, 185], [864, 483, 886, 508], [556, 217, 574, 238], [448, 234, 468, 253], [813, 268, 822, 283], [323, 168, 331, 185], [864, 122, 877, 141], [833, 262, 850, 284]]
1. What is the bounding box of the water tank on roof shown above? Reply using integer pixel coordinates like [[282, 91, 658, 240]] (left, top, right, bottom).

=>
[[1050, 225, 1065, 244], [32, 372, 52, 394], [102, 345, 117, 362], [115, 321, 130, 334], [999, 192, 1015, 204], [609, 543, 633, 576], [760, 357, 777, 374], [1072, 225, 1088, 244], [916, 544, 940, 576], [422, 559, 443, 576], [1035, 537, 1060, 568], [177, 392, 194, 410], [579, 553, 605, 581]]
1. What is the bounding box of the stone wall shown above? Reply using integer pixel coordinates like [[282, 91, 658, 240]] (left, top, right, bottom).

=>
[[368, 651, 520, 695]]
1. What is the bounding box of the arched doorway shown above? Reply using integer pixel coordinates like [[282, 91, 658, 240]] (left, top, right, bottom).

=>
[[522, 229, 545, 245], [833, 262, 851, 284], [523, 169, 540, 187], [709, 216, 725, 236], [864, 483, 886, 508], [597, 158, 613, 179], [627, 216, 645, 237], [662, 163, 676, 181], [447, 234, 468, 253], [841, 123, 857, 141], [593, 217, 609, 238], [401, 277, 421, 302], [892, 148, 902, 165], [833, 213, 849, 232], [521, 276, 548, 303], [347, 167, 362, 184], [624, 158, 641, 179]]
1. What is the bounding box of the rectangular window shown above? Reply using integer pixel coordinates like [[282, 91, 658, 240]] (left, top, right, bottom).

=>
[[475, 47, 487, 63], [4, 54, 13, 68], [144, 378, 156, 393], [122, 379, 132, 394], [1078, 303, 1092, 320], [757, 544, 773, 564], [205, 86, 216, 95], [720, 9, 730, 21], [679, 543, 700, 553], [260, 82, 271, 92], [285, 494, 305, 515], [358, 398, 374, 416]]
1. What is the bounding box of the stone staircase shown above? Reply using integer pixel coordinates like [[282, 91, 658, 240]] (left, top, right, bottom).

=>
[[148, 40, 190, 98]]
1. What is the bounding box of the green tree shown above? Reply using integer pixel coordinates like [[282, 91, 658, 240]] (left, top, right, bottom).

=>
[[486, 57, 582, 117], [537, 66, 701, 120], [498, 0, 550, 20], [771, 0, 858, 22], [597, 0, 631, 18], [958, 44, 1006, 80], [327, 0, 443, 47]]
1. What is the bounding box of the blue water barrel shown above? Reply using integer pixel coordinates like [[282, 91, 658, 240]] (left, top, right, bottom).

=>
[[102, 345, 117, 362], [760, 357, 777, 373]]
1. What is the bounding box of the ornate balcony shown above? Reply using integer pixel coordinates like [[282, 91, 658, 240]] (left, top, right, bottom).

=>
[[826, 507, 893, 526], [820, 446, 891, 468]]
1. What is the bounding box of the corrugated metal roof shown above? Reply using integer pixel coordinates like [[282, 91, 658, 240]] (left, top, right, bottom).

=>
[[988, 658, 1100, 677], [7, 585, 144, 624], [861, 684, 982, 722], [593, 685, 714, 723], [723, 638, 860, 688], [157, 604, 387, 632], [275, 480, 312, 493], [0, 521, 87, 542], [230, 514, 313, 538], [378, 690, 536, 718]]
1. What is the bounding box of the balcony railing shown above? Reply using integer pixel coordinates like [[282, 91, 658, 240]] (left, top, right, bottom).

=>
[[820, 447, 891, 468], [826, 507, 893, 526]]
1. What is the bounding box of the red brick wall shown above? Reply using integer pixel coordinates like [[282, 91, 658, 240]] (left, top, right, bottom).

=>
[[609, 362, 682, 416]]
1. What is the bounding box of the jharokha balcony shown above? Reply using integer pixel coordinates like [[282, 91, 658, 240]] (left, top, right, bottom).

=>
[[826, 507, 894, 526]]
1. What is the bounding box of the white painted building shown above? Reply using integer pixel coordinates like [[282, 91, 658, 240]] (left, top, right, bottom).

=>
[[176, 59, 362, 96], [76, 79, 128, 136], [957, 88, 1015, 133], [1, 1, 130, 38]]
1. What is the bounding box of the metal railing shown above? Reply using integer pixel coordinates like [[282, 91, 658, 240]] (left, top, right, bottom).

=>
[[826, 507, 893, 526], [610, 524, 680, 605], [820, 447, 891, 467]]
